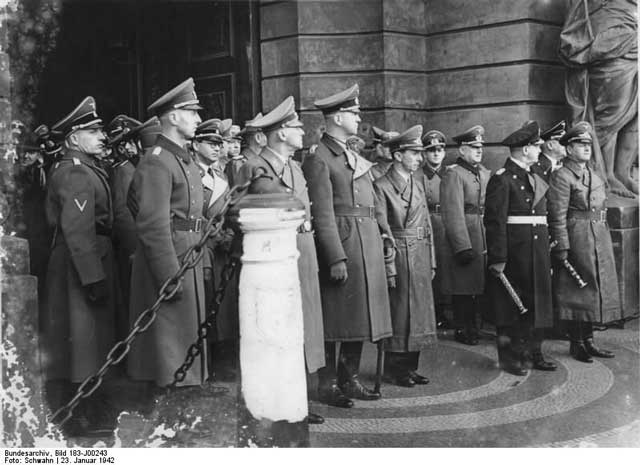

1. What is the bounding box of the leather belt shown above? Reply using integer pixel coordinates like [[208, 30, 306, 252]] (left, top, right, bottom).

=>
[[429, 204, 441, 214], [172, 217, 204, 232], [507, 215, 548, 225], [334, 205, 375, 218], [464, 204, 484, 215], [568, 209, 608, 222], [392, 227, 426, 240], [297, 220, 313, 234]]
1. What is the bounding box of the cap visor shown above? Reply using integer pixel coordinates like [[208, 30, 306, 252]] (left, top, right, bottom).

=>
[[181, 103, 204, 111]]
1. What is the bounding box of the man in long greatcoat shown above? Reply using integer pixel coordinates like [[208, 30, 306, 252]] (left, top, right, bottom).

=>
[[44, 97, 117, 435], [439, 126, 491, 345], [235, 95, 326, 423], [548, 122, 621, 362], [302, 84, 392, 407], [484, 121, 556, 376], [190, 119, 237, 381], [414, 129, 451, 328], [106, 115, 142, 341], [127, 78, 207, 388], [374, 125, 436, 387]]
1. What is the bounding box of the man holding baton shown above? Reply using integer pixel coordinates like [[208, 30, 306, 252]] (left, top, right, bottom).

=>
[[484, 121, 555, 376]]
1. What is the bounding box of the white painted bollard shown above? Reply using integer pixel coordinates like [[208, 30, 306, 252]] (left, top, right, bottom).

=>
[[236, 203, 308, 446]]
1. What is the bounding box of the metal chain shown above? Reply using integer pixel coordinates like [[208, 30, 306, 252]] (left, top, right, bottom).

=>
[[169, 256, 240, 387], [50, 169, 268, 428]]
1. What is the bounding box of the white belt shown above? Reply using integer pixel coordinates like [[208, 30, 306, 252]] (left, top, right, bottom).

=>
[[507, 215, 547, 225]]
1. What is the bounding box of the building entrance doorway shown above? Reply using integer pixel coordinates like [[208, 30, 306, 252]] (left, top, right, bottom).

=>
[[36, 0, 261, 125]]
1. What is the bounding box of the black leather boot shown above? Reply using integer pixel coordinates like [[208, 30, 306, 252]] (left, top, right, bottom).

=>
[[570, 341, 593, 363], [339, 375, 381, 401], [531, 352, 557, 371], [584, 338, 614, 358], [317, 380, 353, 408]]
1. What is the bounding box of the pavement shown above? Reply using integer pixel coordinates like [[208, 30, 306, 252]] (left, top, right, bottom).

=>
[[60, 319, 640, 448]]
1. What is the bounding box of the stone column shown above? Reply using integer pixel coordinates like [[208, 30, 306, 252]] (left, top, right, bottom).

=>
[[234, 194, 309, 447]]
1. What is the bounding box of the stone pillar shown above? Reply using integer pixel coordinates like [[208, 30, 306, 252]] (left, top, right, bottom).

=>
[[234, 194, 309, 447], [1, 236, 48, 446]]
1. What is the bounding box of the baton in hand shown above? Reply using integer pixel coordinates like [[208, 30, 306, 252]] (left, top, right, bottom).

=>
[[562, 259, 588, 288], [496, 271, 528, 315]]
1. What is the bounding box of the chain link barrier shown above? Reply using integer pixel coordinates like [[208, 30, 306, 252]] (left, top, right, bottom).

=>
[[50, 169, 269, 428]]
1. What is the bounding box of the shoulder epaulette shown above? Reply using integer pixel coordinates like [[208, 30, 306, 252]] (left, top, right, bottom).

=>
[[495, 168, 505, 175], [72, 157, 81, 165], [152, 146, 162, 156]]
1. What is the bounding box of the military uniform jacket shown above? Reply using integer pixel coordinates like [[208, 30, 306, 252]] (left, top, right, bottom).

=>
[[127, 134, 207, 386], [43, 150, 116, 382], [302, 134, 392, 342], [224, 154, 248, 187], [235, 147, 325, 372], [110, 159, 137, 340], [439, 158, 490, 295], [534, 153, 554, 183], [374, 166, 437, 352], [547, 158, 621, 323], [415, 164, 445, 271], [484, 158, 554, 328]]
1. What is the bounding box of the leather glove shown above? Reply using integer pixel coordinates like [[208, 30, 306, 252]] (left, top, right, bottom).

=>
[[454, 248, 476, 265], [488, 262, 506, 276], [387, 276, 396, 289], [552, 249, 568, 263], [329, 261, 348, 283], [383, 237, 396, 263], [85, 280, 108, 304]]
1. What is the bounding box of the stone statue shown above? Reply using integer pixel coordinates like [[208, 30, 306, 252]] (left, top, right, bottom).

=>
[[559, 0, 638, 197]]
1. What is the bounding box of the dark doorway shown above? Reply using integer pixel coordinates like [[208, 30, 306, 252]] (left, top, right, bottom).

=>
[[36, 0, 261, 125]]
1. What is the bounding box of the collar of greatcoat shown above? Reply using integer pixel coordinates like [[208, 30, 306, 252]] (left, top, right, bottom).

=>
[[155, 134, 192, 163], [387, 164, 413, 204], [259, 146, 295, 189], [322, 133, 374, 179], [423, 162, 443, 180]]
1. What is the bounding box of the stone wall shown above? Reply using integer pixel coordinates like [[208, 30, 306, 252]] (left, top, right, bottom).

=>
[[259, 0, 568, 171]]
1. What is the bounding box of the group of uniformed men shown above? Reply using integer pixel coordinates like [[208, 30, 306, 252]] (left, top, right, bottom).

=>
[[39, 77, 621, 436]]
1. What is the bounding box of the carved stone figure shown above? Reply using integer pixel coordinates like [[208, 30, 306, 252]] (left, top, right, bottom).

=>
[[559, 0, 638, 197]]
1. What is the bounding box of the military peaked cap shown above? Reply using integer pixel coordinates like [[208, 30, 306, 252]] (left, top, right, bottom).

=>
[[136, 117, 161, 150], [559, 121, 593, 146], [52, 96, 103, 137], [238, 112, 264, 136], [314, 84, 360, 115], [452, 125, 485, 147], [383, 125, 425, 152], [194, 118, 224, 143], [541, 120, 566, 141], [371, 126, 399, 143], [422, 129, 446, 150], [251, 96, 304, 134], [147, 77, 203, 117], [501, 121, 543, 147], [106, 115, 142, 144], [34, 124, 63, 156], [223, 123, 242, 141]]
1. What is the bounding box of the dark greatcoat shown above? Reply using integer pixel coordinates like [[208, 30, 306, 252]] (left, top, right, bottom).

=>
[[533, 153, 554, 183], [224, 154, 248, 187], [415, 164, 445, 294], [374, 166, 437, 352], [110, 159, 137, 339], [484, 158, 554, 329], [43, 150, 116, 382], [439, 158, 491, 295], [302, 134, 392, 342], [127, 135, 207, 387], [197, 161, 236, 341], [235, 147, 325, 373], [547, 158, 621, 323]]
